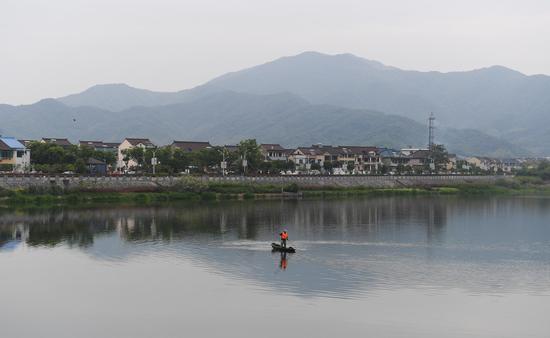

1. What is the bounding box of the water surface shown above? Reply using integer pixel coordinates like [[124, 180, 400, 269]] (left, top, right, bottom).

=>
[[1, 196, 550, 337]]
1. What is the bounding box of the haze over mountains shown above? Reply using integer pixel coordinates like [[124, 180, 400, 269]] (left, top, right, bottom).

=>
[[2, 51, 548, 157]]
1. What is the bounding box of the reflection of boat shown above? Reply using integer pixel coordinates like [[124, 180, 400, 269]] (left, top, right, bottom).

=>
[[271, 243, 296, 253]]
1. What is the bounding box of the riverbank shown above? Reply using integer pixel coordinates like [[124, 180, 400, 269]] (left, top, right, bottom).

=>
[[1, 177, 549, 208], [0, 174, 505, 192]]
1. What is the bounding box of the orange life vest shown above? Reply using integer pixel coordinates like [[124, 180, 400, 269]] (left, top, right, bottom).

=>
[[280, 232, 288, 240]]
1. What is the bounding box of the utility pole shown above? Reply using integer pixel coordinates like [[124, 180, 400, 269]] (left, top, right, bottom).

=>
[[220, 148, 227, 177], [428, 113, 436, 172], [242, 150, 247, 177], [428, 112, 435, 151], [151, 149, 157, 175]]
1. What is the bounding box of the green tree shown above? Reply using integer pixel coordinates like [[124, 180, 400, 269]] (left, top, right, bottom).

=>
[[346, 161, 355, 173], [171, 148, 191, 173], [74, 159, 87, 174], [431, 144, 449, 172], [122, 147, 146, 170], [517, 160, 550, 180], [28, 142, 117, 174], [310, 162, 322, 171], [236, 139, 262, 174], [323, 161, 334, 173], [191, 147, 223, 173]]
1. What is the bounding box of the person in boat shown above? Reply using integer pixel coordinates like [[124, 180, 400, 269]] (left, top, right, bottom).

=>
[[279, 229, 289, 248]]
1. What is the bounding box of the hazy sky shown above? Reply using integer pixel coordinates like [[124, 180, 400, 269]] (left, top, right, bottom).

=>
[[2, 0, 549, 104]]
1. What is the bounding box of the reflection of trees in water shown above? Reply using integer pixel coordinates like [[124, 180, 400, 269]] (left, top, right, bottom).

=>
[[8, 196, 548, 248], [0, 198, 451, 248], [1, 196, 550, 249]]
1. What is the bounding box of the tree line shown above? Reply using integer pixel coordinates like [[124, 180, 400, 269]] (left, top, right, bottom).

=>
[[121, 139, 294, 175], [24, 139, 459, 175], [27, 142, 116, 173]]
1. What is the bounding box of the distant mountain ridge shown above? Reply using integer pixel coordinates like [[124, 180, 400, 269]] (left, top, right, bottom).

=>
[[57, 83, 222, 111], [204, 52, 550, 154], [0, 90, 527, 157], [3, 51, 548, 156]]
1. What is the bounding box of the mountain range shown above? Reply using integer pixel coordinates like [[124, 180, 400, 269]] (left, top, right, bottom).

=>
[[2, 51, 549, 157]]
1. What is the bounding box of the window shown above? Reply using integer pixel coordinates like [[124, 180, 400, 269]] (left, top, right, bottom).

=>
[[0, 150, 12, 159], [17, 151, 25, 158]]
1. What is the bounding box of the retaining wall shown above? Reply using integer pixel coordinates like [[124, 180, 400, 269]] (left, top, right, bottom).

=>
[[0, 175, 506, 192]]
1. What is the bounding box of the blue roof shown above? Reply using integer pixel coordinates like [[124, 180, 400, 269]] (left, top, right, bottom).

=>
[[0, 136, 25, 149]]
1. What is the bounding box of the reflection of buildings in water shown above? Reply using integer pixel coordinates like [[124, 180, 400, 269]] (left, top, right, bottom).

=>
[[0, 223, 29, 249], [0, 199, 449, 247], [272, 198, 448, 244], [5, 197, 547, 249]]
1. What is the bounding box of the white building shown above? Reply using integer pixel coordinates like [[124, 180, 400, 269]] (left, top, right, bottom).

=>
[[117, 138, 156, 171], [0, 136, 30, 173]]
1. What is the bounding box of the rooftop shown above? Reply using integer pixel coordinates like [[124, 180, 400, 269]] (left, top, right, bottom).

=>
[[80, 140, 119, 149], [42, 138, 73, 147], [260, 144, 285, 151], [171, 141, 212, 152], [0, 136, 26, 150], [125, 138, 155, 147]]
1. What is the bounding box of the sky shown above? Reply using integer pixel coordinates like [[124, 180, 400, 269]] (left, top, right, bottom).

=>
[[1, 0, 549, 104]]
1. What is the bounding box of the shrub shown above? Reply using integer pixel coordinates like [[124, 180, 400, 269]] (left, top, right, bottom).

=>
[[0, 187, 16, 197], [243, 192, 255, 199], [200, 192, 217, 200], [284, 183, 300, 193], [495, 178, 521, 189], [0, 164, 14, 172], [172, 176, 209, 193]]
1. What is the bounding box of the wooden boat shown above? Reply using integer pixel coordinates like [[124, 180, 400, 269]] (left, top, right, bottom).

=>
[[271, 242, 296, 253]]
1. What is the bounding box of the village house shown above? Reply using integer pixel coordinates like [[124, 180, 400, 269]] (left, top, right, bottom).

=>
[[223, 145, 239, 153], [86, 158, 108, 175], [41, 138, 73, 147], [289, 147, 326, 170], [338, 146, 381, 173], [79, 140, 119, 153], [498, 159, 523, 173], [467, 157, 498, 172], [467, 157, 524, 173], [446, 154, 457, 171], [400, 148, 427, 156], [290, 145, 381, 174], [407, 150, 433, 169], [379, 148, 402, 171], [171, 141, 212, 152], [117, 138, 156, 170], [376, 149, 438, 173], [334, 147, 356, 170], [260, 144, 292, 162], [0, 136, 30, 173], [308, 145, 337, 162], [18, 139, 36, 147]]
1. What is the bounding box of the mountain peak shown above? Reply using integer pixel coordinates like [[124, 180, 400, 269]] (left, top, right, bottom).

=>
[[87, 83, 133, 89], [57, 83, 165, 111], [473, 65, 525, 77], [282, 51, 393, 70], [34, 98, 67, 108]]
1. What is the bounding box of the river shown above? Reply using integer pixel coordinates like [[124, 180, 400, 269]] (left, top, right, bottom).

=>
[[1, 196, 549, 337]]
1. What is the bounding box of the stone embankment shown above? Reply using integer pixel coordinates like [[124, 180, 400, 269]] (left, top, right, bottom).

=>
[[0, 175, 506, 192]]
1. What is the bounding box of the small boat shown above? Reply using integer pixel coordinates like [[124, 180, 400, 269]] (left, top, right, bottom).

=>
[[271, 243, 296, 253]]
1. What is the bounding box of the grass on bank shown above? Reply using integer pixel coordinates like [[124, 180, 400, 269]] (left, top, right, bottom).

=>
[[1, 176, 549, 207]]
